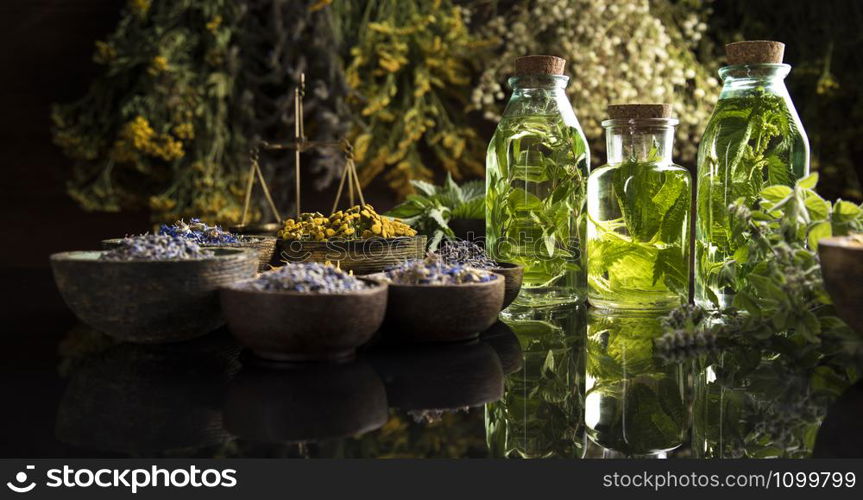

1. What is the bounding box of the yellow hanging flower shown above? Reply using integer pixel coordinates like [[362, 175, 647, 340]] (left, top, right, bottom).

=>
[[148, 56, 169, 76], [206, 15, 222, 33], [129, 0, 151, 18]]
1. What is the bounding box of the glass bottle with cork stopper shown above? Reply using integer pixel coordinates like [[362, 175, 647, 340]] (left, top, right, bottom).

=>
[[695, 40, 810, 309], [586, 104, 691, 310], [486, 55, 590, 311]]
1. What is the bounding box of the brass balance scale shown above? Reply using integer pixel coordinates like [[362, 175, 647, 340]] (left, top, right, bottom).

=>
[[231, 73, 425, 273]]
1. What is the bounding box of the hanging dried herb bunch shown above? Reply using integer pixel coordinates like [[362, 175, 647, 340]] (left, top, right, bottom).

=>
[[52, 0, 251, 224], [333, 0, 491, 197]]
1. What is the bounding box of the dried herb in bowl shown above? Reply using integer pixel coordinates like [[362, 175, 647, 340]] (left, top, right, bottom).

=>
[[100, 234, 213, 261], [436, 240, 498, 270], [244, 263, 368, 293], [278, 205, 416, 241], [384, 255, 497, 285], [159, 218, 240, 245]]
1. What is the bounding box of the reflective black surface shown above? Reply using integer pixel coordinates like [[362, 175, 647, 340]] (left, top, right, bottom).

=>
[[1, 268, 862, 458]]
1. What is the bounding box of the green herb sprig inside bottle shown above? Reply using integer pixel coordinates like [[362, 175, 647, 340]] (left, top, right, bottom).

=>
[[586, 104, 691, 310], [695, 41, 810, 308], [486, 55, 590, 310]]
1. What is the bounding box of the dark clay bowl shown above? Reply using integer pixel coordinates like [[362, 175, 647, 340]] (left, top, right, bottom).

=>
[[102, 236, 277, 272], [490, 262, 524, 309], [224, 360, 388, 443], [220, 277, 387, 362], [378, 273, 505, 342], [50, 248, 257, 343], [819, 236, 863, 335]]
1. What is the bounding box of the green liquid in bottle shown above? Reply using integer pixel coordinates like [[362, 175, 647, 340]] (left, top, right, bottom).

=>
[[587, 159, 691, 309], [695, 91, 809, 307], [486, 114, 589, 308]]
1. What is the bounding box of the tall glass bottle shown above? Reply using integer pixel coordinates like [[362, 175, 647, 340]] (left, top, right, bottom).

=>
[[486, 55, 590, 309], [695, 41, 809, 308], [586, 104, 691, 310]]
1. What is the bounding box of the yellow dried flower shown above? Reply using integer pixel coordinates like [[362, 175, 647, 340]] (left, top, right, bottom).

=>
[[278, 204, 416, 241], [206, 15, 222, 33], [129, 0, 151, 17], [148, 56, 169, 76], [173, 122, 195, 140]]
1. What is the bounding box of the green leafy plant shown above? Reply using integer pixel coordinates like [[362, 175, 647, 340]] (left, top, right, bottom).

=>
[[657, 174, 863, 457], [385, 174, 484, 250]]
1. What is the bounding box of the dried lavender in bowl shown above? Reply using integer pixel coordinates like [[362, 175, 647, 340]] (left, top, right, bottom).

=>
[[384, 254, 497, 285], [100, 234, 213, 261], [159, 218, 240, 245], [245, 263, 368, 293], [435, 240, 499, 270]]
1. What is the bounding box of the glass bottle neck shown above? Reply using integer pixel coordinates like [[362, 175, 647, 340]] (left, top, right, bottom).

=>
[[718, 64, 791, 99], [604, 119, 678, 165]]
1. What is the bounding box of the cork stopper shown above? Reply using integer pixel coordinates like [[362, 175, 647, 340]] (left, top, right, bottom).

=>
[[726, 40, 785, 65], [514, 55, 566, 76], [607, 104, 672, 120]]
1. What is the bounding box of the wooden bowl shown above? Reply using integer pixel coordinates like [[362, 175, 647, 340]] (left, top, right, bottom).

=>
[[378, 274, 505, 342], [819, 236, 863, 334], [220, 277, 387, 362], [50, 248, 257, 343], [224, 360, 388, 443], [367, 340, 503, 411], [276, 235, 426, 275], [103, 236, 277, 272], [490, 262, 524, 309]]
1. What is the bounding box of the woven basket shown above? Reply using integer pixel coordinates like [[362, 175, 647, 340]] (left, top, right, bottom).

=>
[[276, 235, 427, 275], [223, 236, 277, 272]]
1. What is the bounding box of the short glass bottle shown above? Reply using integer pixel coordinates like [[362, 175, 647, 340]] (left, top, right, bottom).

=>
[[586, 105, 691, 310], [695, 41, 809, 308], [486, 55, 590, 310]]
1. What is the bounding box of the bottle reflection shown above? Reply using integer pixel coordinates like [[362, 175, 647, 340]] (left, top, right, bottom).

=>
[[485, 305, 586, 458], [55, 328, 239, 456], [584, 309, 687, 457]]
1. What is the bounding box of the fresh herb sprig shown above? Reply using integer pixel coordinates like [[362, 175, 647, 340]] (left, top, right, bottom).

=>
[[386, 174, 485, 250], [657, 174, 863, 457]]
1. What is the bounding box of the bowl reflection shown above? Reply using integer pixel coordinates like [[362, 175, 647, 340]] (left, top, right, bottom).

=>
[[223, 359, 388, 443], [55, 332, 239, 455]]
